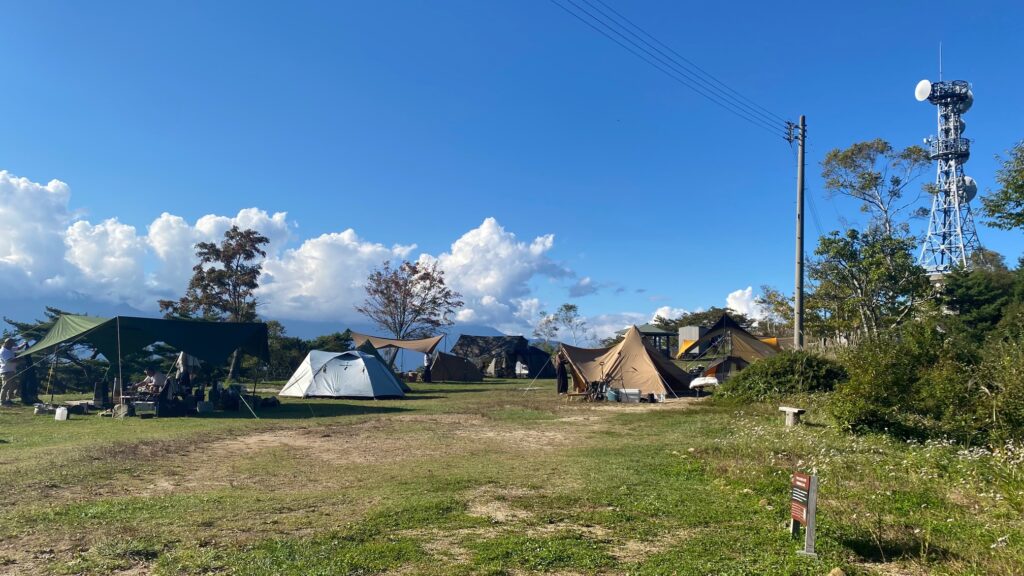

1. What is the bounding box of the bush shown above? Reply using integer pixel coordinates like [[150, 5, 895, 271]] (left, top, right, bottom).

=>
[[978, 338, 1024, 444], [830, 332, 927, 435], [830, 320, 1024, 445], [716, 351, 847, 401]]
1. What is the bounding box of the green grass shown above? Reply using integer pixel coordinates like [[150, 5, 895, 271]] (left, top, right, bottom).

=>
[[0, 380, 1021, 574]]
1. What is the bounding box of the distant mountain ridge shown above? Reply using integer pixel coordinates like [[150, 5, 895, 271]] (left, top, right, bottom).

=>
[[0, 296, 509, 370]]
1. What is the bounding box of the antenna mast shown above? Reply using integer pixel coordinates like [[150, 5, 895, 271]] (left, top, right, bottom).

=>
[[914, 77, 982, 275]]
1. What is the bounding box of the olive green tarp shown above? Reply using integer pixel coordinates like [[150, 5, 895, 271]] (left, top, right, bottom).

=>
[[18, 314, 270, 366]]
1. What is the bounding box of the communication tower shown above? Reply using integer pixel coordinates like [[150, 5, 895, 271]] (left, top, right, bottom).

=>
[[915, 79, 982, 273]]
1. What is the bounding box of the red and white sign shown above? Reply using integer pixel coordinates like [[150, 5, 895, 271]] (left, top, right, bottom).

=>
[[790, 472, 811, 522]]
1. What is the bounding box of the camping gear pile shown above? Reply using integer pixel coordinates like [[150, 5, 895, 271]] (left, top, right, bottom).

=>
[[19, 314, 272, 419]]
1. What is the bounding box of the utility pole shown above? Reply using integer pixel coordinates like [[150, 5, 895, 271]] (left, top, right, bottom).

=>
[[790, 116, 806, 350]]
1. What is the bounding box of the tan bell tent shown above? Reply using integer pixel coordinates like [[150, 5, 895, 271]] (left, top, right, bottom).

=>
[[429, 352, 484, 383], [557, 326, 693, 397]]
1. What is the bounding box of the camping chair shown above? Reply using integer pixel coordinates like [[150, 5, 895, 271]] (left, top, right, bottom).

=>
[[584, 379, 609, 402]]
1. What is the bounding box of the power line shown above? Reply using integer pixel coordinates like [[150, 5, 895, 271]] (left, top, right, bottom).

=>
[[552, 0, 788, 138], [582, 0, 790, 127], [549, 0, 789, 139]]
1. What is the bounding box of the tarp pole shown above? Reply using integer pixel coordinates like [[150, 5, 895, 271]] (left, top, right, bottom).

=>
[[521, 353, 553, 395], [116, 317, 123, 404], [46, 345, 59, 404]]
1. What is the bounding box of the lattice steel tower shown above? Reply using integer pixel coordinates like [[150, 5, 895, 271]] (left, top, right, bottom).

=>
[[915, 79, 982, 273]]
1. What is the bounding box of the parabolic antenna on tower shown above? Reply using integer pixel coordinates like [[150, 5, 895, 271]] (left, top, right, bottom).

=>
[[959, 90, 974, 113], [915, 79, 932, 101], [963, 176, 978, 202]]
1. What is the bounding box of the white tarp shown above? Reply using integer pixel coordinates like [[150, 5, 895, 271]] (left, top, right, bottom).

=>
[[278, 350, 405, 398]]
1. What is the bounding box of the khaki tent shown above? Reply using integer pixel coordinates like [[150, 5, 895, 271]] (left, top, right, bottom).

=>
[[558, 326, 692, 396], [430, 352, 483, 382], [451, 335, 555, 379], [676, 314, 777, 363]]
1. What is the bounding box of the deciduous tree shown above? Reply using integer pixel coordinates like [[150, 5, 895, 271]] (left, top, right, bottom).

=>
[[355, 260, 463, 351], [809, 229, 929, 339], [821, 139, 931, 237], [982, 141, 1024, 231], [535, 304, 591, 346]]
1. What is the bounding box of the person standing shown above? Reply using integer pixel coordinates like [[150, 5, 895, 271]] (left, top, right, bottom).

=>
[[0, 338, 27, 406]]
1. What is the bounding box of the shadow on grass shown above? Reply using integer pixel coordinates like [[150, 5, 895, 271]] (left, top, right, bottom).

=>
[[409, 387, 492, 394], [207, 403, 410, 420], [839, 534, 955, 564]]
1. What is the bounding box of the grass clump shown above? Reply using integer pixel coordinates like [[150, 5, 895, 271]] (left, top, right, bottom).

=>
[[230, 532, 424, 576], [469, 532, 614, 574], [717, 350, 846, 401]]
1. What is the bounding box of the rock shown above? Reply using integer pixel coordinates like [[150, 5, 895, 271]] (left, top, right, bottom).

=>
[[827, 569, 846, 576]]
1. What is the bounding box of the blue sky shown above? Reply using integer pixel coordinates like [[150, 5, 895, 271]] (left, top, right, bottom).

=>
[[0, 0, 1021, 336]]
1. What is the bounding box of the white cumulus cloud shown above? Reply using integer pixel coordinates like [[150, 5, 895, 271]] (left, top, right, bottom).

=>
[[726, 286, 764, 320], [422, 218, 568, 331], [257, 229, 415, 321], [0, 170, 589, 334], [64, 218, 147, 304], [0, 171, 73, 291], [651, 306, 687, 321]]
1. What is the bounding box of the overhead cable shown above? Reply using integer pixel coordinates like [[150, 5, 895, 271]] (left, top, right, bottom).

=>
[[549, 0, 790, 139]]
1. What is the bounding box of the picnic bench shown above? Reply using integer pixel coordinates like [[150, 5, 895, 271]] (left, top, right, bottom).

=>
[[779, 406, 806, 427]]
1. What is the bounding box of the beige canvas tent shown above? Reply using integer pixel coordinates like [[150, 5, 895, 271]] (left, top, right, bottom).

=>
[[557, 326, 693, 397], [430, 352, 484, 382]]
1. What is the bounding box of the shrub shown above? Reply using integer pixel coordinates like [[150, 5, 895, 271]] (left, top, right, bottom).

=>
[[716, 351, 847, 401], [830, 320, 1024, 445], [978, 337, 1024, 444], [830, 330, 934, 435]]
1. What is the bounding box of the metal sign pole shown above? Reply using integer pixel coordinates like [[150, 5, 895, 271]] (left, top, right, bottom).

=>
[[790, 472, 818, 558]]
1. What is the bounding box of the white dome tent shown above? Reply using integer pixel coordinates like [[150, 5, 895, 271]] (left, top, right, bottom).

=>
[[278, 350, 405, 399]]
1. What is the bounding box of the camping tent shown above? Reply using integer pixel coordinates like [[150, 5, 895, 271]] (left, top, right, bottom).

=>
[[675, 314, 778, 363], [429, 352, 484, 382], [278, 350, 405, 398], [699, 356, 750, 381], [558, 326, 693, 397], [451, 335, 555, 379], [355, 340, 411, 392]]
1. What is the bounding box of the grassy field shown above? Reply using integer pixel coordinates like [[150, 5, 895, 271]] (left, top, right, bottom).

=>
[[0, 380, 1021, 575]]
